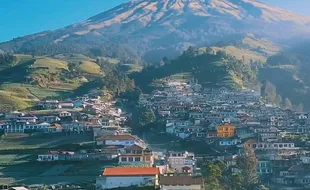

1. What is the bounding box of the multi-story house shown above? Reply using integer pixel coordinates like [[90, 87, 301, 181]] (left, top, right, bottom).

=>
[[216, 124, 235, 137], [257, 160, 273, 175], [40, 116, 61, 123], [118, 144, 154, 167], [167, 151, 196, 173], [244, 140, 295, 150]]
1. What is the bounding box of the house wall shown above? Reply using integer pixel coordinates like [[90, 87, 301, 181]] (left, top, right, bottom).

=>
[[160, 184, 202, 190], [119, 155, 154, 167], [38, 154, 58, 161], [105, 140, 135, 146], [96, 175, 157, 189], [168, 157, 194, 172]]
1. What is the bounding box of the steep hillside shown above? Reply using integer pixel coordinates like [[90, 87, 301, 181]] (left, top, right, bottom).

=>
[[0, 0, 309, 59], [200, 33, 282, 63], [258, 47, 310, 110]]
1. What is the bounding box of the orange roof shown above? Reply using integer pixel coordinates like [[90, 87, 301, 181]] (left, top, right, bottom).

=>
[[103, 167, 159, 176]]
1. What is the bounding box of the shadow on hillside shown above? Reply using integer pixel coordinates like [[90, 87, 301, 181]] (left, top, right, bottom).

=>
[[0, 60, 35, 84]]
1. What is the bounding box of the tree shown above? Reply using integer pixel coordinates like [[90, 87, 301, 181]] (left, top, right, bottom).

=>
[[138, 108, 155, 126], [295, 103, 304, 112], [283, 97, 292, 109], [261, 81, 277, 104], [238, 146, 258, 189], [275, 95, 283, 106], [229, 173, 245, 190], [204, 164, 223, 190], [255, 185, 269, 190]]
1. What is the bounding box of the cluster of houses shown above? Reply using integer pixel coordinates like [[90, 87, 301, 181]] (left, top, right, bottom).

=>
[[5, 79, 310, 190], [137, 79, 310, 190], [95, 135, 204, 190], [0, 94, 128, 134]]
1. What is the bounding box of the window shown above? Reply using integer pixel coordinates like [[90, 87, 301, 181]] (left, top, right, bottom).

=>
[[128, 157, 134, 162], [135, 157, 141, 162], [121, 157, 127, 162], [284, 144, 288, 147]]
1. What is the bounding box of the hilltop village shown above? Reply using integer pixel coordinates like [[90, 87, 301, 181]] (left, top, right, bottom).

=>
[[1, 78, 310, 190]]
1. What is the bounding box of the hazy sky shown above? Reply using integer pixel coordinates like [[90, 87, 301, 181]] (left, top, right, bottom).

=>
[[0, 0, 309, 42]]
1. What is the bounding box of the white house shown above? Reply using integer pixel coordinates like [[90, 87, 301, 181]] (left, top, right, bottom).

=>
[[59, 111, 72, 117], [96, 135, 143, 146], [96, 167, 159, 189], [37, 151, 60, 161]]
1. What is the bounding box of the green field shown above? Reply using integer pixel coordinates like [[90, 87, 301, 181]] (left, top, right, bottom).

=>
[[79, 61, 103, 75], [0, 133, 93, 151], [32, 57, 68, 73], [0, 132, 98, 185]]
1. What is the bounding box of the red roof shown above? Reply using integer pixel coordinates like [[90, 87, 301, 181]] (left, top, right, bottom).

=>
[[103, 167, 159, 176]]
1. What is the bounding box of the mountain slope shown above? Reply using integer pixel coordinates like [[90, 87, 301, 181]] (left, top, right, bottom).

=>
[[258, 42, 310, 110], [0, 0, 309, 58]]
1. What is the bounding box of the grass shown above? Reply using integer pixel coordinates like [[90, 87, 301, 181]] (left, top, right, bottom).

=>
[[63, 161, 117, 176], [99, 56, 120, 64], [32, 57, 68, 73], [14, 54, 33, 63], [241, 35, 281, 56], [0, 91, 32, 111], [0, 133, 93, 151], [206, 46, 267, 63], [0, 154, 32, 165], [79, 61, 103, 75], [123, 64, 143, 74]]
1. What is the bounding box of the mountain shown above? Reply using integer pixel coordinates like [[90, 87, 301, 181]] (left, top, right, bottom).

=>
[[0, 0, 309, 59]]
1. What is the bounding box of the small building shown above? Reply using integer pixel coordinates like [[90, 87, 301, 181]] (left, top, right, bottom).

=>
[[159, 175, 204, 190], [96, 134, 143, 146], [96, 167, 159, 189], [40, 116, 61, 123], [59, 111, 72, 117], [37, 151, 75, 161], [167, 151, 196, 173], [219, 138, 241, 146]]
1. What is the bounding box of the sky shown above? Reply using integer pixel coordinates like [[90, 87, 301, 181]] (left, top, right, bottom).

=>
[[0, 0, 309, 42]]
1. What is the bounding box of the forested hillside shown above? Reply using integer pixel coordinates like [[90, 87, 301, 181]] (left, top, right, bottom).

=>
[[131, 47, 259, 93]]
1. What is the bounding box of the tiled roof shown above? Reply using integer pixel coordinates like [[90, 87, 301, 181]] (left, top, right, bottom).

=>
[[103, 167, 159, 176], [159, 175, 204, 185]]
